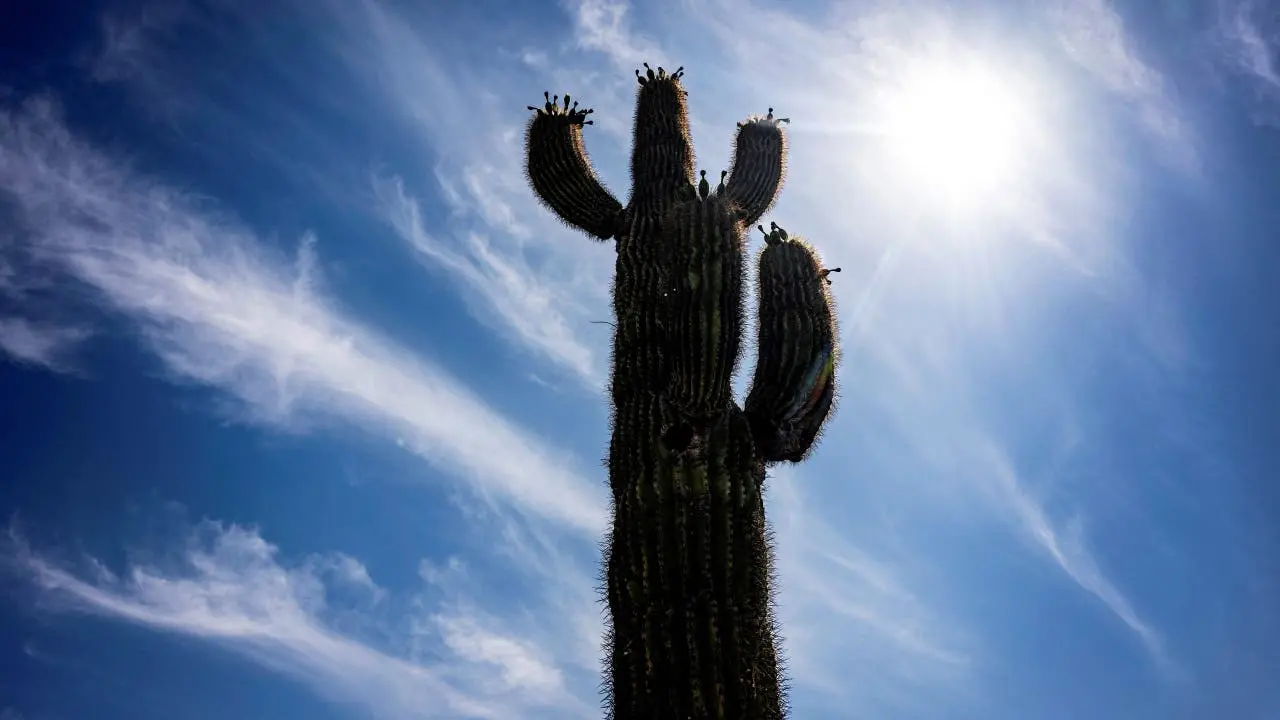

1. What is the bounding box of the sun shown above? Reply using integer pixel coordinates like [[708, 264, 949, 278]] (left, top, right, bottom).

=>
[[873, 56, 1035, 211]]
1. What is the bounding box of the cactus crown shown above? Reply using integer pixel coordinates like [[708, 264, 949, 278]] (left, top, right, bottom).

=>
[[524, 64, 840, 720]]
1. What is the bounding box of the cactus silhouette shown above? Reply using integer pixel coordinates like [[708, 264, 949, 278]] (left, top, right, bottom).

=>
[[524, 63, 839, 720]]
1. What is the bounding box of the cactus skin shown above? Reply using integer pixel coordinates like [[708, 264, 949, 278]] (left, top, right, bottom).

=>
[[524, 64, 839, 720]]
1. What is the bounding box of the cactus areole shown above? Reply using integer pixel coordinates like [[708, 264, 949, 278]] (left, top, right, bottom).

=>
[[524, 64, 840, 720]]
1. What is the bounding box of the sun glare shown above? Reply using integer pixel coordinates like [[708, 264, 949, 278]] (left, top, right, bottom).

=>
[[875, 56, 1034, 211]]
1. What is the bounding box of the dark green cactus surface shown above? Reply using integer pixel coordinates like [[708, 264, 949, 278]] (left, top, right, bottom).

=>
[[524, 63, 840, 720]]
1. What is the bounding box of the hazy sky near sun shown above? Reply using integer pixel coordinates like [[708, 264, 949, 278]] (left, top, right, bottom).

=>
[[1, 0, 1278, 718]]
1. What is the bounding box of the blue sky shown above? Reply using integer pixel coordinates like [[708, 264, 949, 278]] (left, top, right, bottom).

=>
[[1, 0, 1278, 718]]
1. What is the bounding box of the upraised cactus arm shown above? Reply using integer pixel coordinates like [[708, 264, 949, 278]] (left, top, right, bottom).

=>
[[630, 64, 696, 205], [524, 92, 623, 240], [745, 223, 840, 463], [724, 110, 789, 227]]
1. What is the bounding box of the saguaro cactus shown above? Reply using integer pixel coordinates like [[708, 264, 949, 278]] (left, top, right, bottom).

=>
[[524, 64, 839, 720]]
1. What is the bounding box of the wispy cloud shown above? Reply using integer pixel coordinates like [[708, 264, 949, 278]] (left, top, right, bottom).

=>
[[87, 5, 208, 130], [0, 317, 92, 373], [3, 521, 593, 720], [413, 552, 599, 696], [767, 470, 976, 716], [974, 439, 1177, 676], [90, 8, 174, 85], [340, 0, 616, 389], [1219, 0, 1279, 86], [0, 257, 30, 299], [565, 0, 665, 70], [843, 272, 1177, 673], [1216, 0, 1280, 123], [372, 175, 602, 387], [0, 97, 605, 536], [1048, 0, 1197, 171]]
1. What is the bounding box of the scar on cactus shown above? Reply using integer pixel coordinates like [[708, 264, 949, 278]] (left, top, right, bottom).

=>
[[524, 63, 840, 720]]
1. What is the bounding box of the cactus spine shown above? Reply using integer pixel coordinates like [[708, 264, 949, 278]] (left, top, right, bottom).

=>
[[524, 64, 839, 720]]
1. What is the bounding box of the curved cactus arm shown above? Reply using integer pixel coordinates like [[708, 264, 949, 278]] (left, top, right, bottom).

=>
[[724, 109, 789, 227], [662, 191, 745, 425], [524, 91, 623, 240], [630, 64, 697, 206], [744, 222, 840, 463]]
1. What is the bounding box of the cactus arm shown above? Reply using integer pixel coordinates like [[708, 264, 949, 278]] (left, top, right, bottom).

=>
[[608, 65, 697, 410], [630, 65, 697, 208], [524, 92, 623, 240], [724, 110, 789, 227], [744, 223, 840, 463]]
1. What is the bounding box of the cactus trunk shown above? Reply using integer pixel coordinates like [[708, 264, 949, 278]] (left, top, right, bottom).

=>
[[524, 63, 840, 720]]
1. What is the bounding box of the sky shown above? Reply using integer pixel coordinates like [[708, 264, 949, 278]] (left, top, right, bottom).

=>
[[0, 0, 1278, 718]]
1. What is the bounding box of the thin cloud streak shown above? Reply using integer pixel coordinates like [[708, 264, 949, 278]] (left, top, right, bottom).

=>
[[3, 522, 592, 720], [0, 97, 606, 536], [0, 317, 92, 373], [976, 439, 1178, 677], [850, 290, 1176, 674]]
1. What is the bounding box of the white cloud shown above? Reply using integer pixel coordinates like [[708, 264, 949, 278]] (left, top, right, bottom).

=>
[[0, 97, 606, 536], [3, 521, 592, 720], [0, 317, 92, 372]]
